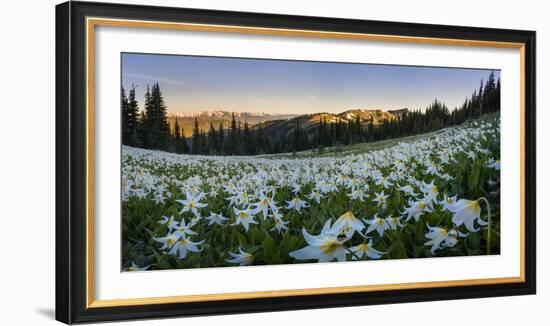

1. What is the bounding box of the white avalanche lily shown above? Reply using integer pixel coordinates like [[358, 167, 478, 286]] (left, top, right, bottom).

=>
[[447, 199, 488, 232], [169, 237, 204, 259], [176, 193, 207, 218], [373, 191, 389, 208], [486, 159, 501, 170], [289, 220, 349, 263], [331, 211, 365, 238], [271, 212, 290, 234], [126, 262, 151, 272], [158, 215, 179, 231], [253, 192, 278, 219], [172, 218, 197, 238], [386, 216, 404, 230], [226, 247, 254, 266], [402, 199, 432, 222], [421, 180, 440, 205], [153, 234, 178, 251], [347, 188, 366, 201], [349, 240, 385, 259], [233, 206, 259, 232], [306, 189, 324, 204], [364, 214, 389, 236], [397, 184, 419, 198], [285, 197, 310, 213], [440, 194, 458, 211], [205, 212, 228, 226], [425, 224, 465, 254]]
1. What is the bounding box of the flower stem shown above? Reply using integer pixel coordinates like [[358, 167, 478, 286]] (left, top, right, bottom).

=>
[[344, 245, 362, 261], [477, 197, 492, 255]]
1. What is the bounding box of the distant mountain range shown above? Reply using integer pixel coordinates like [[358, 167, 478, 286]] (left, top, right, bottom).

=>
[[254, 108, 409, 141], [167, 111, 298, 137], [167, 109, 408, 137]]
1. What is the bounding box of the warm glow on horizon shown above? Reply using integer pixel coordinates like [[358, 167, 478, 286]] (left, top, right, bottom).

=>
[[122, 53, 500, 114]]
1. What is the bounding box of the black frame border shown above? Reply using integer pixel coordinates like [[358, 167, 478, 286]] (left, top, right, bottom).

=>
[[56, 1, 536, 324]]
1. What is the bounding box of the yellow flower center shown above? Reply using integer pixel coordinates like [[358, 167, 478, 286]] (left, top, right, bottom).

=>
[[356, 243, 368, 254], [439, 229, 448, 236], [189, 202, 196, 208], [431, 186, 438, 193], [376, 219, 385, 225], [320, 240, 342, 254], [341, 211, 356, 220], [419, 201, 426, 209], [467, 200, 481, 215], [239, 212, 249, 219]]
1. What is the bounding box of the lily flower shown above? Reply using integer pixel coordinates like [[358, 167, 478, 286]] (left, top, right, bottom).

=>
[[447, 199, 488, 232], [402, 199, 432, 222], [125, 262, 151, 272], [347, 188, 366, 201], [289, 220, 349, 263], [440, 194, 458, 211], [349, 240, 385, 259], [153, 189, 166, 204], [317, 180, 337, 194], [424, 224, 465, 254], [486, 159, 501, 170], [332, 211, 365, 238], [285, 197, 310, 213], [205, 212, 228, 226], [385, 216, 404, 230], [169, 237, 204, 259], [153, 234, 178, 251], [271, 212, 290, 234], [172, 218, 197, 238], [226, 247, 254, 266], [158, 215, 179, 231], [397, 184, 419, 198], [233, 206, 259, 232], [373, 191, 389, 208], [421, 180, 440, 205], [306, 188, 324, 204], [364, 214, 390, 236], [176, 193, 207, 218], [253, 192, 278, 219]]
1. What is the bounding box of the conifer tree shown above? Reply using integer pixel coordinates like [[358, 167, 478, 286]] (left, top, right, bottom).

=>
[[127, 85, 140, 146], [121, 87, 130, 145], [208, 122, 217, 154], [217, 121, 224, 153], [142, 85, 152, 147], [181, 127, 189, 153], [192, 117, 201, 154], [173, 117, 182, 153]]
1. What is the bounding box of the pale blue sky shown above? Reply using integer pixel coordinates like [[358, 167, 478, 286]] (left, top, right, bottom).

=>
[[122, 53, 500, 114]]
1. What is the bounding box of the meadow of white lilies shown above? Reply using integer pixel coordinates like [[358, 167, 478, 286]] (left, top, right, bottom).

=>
[[122, 115, 500, 271]]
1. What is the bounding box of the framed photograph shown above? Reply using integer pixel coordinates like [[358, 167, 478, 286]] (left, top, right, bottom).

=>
[[56, 1, 536, 324]]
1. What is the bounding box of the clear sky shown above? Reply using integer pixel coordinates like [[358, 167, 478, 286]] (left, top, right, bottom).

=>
[[122, 53, 500, 114]]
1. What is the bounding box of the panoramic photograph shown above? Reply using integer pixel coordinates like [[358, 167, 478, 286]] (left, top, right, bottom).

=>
[[120, 53, 501, 271]]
